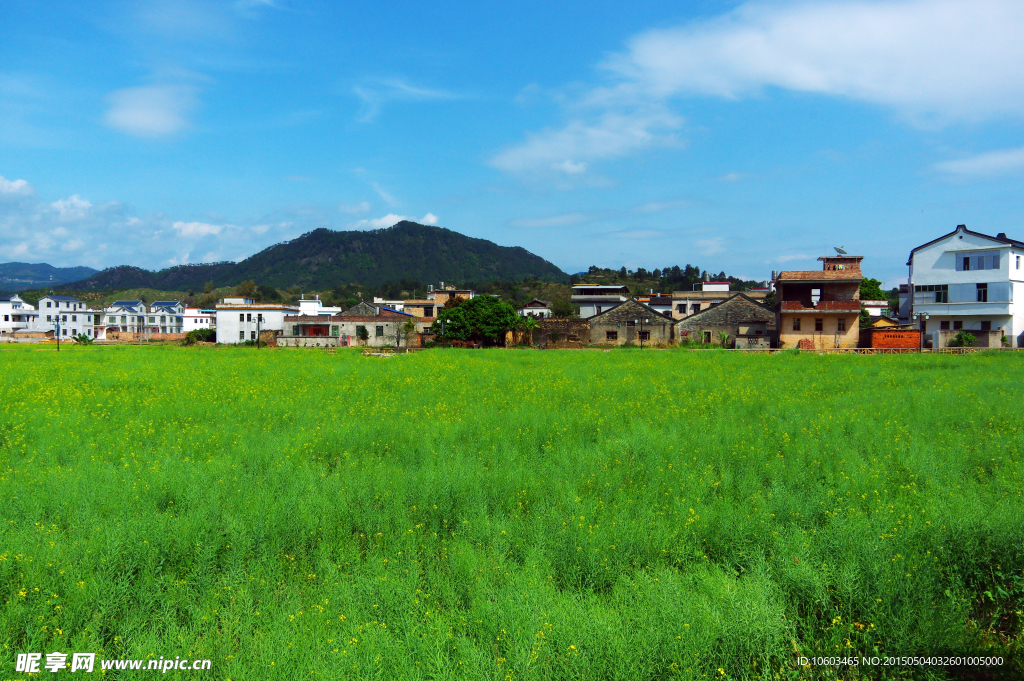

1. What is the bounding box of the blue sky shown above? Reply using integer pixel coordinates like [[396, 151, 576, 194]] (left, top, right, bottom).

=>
[[3, 0, 1024, 288]]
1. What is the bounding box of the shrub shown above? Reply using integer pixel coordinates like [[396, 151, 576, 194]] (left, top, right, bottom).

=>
[[948, 330, 977, 347], [182, 328, 216, 346]]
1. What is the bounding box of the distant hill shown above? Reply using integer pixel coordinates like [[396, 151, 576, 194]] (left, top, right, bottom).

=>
[[63, 222, 568, 291], [0, 262, 99, 292]]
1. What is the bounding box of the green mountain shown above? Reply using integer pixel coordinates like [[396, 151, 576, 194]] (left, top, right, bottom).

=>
[[0, 262, 99, 292], [63, 222, 568, 291]]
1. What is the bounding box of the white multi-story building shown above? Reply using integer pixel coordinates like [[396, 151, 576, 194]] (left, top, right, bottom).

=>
[[146, 301, 184, 334], [908, 224, 1024, 346], [215, 297, 299, 343], [297, 294, 341, 317], [184, 308, 216, 330], [571, 284, 630, 318], [38, 295, 98, 339], [103, 300, 148, 334], [0, 294, 39, 338]]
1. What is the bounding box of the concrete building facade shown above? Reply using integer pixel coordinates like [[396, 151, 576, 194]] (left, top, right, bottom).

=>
[[907, 224, 1024, 347], [776, 256, 863, 349], [588, 299, 674, 347], [215, 297, 300, 344]]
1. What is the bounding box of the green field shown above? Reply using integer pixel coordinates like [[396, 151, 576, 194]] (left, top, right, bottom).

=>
[[1, 346, 1021, 680]]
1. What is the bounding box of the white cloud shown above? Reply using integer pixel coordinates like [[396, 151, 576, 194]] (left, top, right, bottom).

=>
[[695, 237, 725, 256], [603, 0, 1024, 125], [720, 172, 746, 182], [352, 213, 409, 230], [603, 229, 666, 240], [494, 0, 1024, 183], [935, 146, 1024, 176], [51, 195, 92, 219], [635, 199, 689, 213], [173, 220, 224, 237], [354, 79, 462, 122], [339, 201, 372, 214], [372, 183, 396, 206], [508, 212, 590, 229], [777, 253, 811, 263], [490, 108, 682, 176], [350, 212, 439, 230], [104, 85, 199, 138], [552, 160, 587, 174], [0, 176, 34, 196]]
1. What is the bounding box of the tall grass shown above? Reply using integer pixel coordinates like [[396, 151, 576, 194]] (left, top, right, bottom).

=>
[[0, 346, 1021, 679]]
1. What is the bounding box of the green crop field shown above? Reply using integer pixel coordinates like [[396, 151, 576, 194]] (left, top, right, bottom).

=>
[[0, 346, 1021, 680]]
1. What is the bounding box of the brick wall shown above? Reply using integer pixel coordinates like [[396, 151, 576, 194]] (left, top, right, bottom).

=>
[[859, 329, 921, 349], [534, 319, 590, 348]]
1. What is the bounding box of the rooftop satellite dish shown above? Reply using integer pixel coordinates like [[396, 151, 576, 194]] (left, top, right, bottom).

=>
[[834, 246, 848, 255]]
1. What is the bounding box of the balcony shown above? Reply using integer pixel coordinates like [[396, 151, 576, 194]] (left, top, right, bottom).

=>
[[781, 300, 861, 312]]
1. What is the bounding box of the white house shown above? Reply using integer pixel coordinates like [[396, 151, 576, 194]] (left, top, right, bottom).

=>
[[0, 295, 39, 338], [297, 294, 341, 317], [38, 295, 97, 339], [517, 299, 552, 319], [146, 301, 185, 334], [571, 284, 630, 318], [907, 224, 1024, 346], [103, 300, 148, 334], [215, 297, 299, 344], [861, 300, 892, 317], [184, 308, 216, 330]]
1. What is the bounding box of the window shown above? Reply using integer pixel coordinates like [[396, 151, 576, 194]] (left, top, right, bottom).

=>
[[606, 330, 618, 341], [47, 315, 52, 322], [940, 321, 950, 330], [814, 318, 823, 332], [148, 316, 155, 323], [638, 331, 650, 341], [251, 331, 256, 340], [595, 306, 603, 315], [62, 315, 67, 322], [292, 325, 300, 335], [792, 318, 801, 331], [160, 316, 166, 322], [46, 301, 52, 308], [981, 321, 992, 331], [239, 331, 244, 340], [331, 325, 339, 336], [239, 313, 245, 322], [953, 320, 962, 330], [677, 304, 685, 313], [71, 315, 76, 322], [920, 319, 927, 332], [257, 314, 264, 323], [957, 252, 1000, 271], [837, 318, 846, 332], [62, 328, 67, 335], [247, 313, 252, 322], [626, 320, 636, 327], [977, 283, 988, 302], [375, 325, 384, 337], [1018, 255, 1021, 269], [424, 306, 434, 317], [121, 316, 126, 324], [691, 304, 701, 314]]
